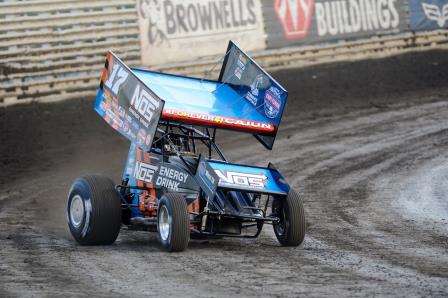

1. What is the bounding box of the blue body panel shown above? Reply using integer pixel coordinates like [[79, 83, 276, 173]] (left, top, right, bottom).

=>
[[122, 143, 144, 218]]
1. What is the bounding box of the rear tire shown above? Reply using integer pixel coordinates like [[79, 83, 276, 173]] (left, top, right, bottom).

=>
[[157, 193, 190, 252], [272, 189, 305, 246], [67, 175, 122, 245]]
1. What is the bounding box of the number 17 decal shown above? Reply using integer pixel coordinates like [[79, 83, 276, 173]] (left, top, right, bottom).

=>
[[105, 62, 129, 96]]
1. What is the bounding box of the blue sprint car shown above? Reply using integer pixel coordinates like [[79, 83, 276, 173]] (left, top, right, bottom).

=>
[[67, 41, 305, 251]]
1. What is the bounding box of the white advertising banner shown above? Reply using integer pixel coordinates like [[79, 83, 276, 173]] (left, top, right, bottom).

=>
[[137, 0, 266, 66]]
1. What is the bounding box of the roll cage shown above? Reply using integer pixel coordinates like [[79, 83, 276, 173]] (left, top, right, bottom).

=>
[[153, 121, 227, 163]]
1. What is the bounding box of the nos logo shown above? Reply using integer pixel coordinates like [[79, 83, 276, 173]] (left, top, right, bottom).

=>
[[134, 161, 158, 183], [131, 85, 161, 124], [215, 170, 268, 188]]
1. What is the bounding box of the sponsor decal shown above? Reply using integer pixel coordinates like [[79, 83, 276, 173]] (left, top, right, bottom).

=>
[[145, 134, 152, 146], [105, 108, 124, 128], [104, 63, 129, 96], [127, 130, 137, 140], [204, 167, 216, 185], [102, 90, 113, 104], [118, 106, 126, 118], [215, 170, 268, 188], [125, 113, 133, 123], [122, 120, 130, 133], [99, 100, 107, 111], [234, 53, 248, 80], [274, 0, 314, 39], [137, 128, 146, 145], [134, 161, 158, 183], [422, 2, 448, 27], [197, 160, 218, 197], [155, 166, 189, 191], [245, 73, 265, 106], [264, 86, 282, 119], [131, 120, 140, 131], [162, 108, 275, 133], [130, 84, 161, 128]]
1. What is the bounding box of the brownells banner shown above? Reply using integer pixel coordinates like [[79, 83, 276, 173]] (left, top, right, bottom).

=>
[[137, 0, 266, 66]]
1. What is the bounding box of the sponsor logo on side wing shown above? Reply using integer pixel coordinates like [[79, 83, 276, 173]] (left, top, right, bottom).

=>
[[118, 106, 126, 118], [137, 128, 147, 146], [123, 120, 129, 133], [422, 2, 448, 27], [215, 170, 268, 188], [131, 120, 140, 131], [264, 86, 282, 119], [234, 53, 247, 80], [130, 84, 161, 128], [245, 74, 265, 106]]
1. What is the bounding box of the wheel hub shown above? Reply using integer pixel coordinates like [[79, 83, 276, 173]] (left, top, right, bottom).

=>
[[70, 195, 84, 228], [158, 205, 171, 241], [274, 205, 286, 236]]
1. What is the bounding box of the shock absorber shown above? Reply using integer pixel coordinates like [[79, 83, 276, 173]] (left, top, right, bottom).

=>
[[201, 197, 210, 231]]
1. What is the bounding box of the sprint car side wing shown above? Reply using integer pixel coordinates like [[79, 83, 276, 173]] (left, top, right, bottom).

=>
[[218, 41, 288, 149], [94, 51, 165, 152]]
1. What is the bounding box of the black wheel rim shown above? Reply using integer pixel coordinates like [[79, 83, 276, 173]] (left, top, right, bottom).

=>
[[274, 200, 287, 237]]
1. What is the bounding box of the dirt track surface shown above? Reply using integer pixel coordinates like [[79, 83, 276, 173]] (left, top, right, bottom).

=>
[[1, 50, 448, 297]]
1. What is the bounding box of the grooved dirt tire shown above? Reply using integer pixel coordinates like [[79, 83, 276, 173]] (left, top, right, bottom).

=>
[[272, 189, 306, 246], [67, 175, 122, 245], [157, 193, 190, 252]]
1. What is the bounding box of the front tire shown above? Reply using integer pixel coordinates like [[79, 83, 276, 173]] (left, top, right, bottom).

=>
[[157, 193, 190, 252], [67, 175, 122, 245], [272, 189, 306, 246]]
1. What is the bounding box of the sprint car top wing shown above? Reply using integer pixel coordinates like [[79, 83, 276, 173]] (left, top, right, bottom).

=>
[[133, 41, 287, 150], [94, 41, 287, 151]]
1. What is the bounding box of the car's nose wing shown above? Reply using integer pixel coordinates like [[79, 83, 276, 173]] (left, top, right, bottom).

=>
[[196, 157, 289, 199]]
